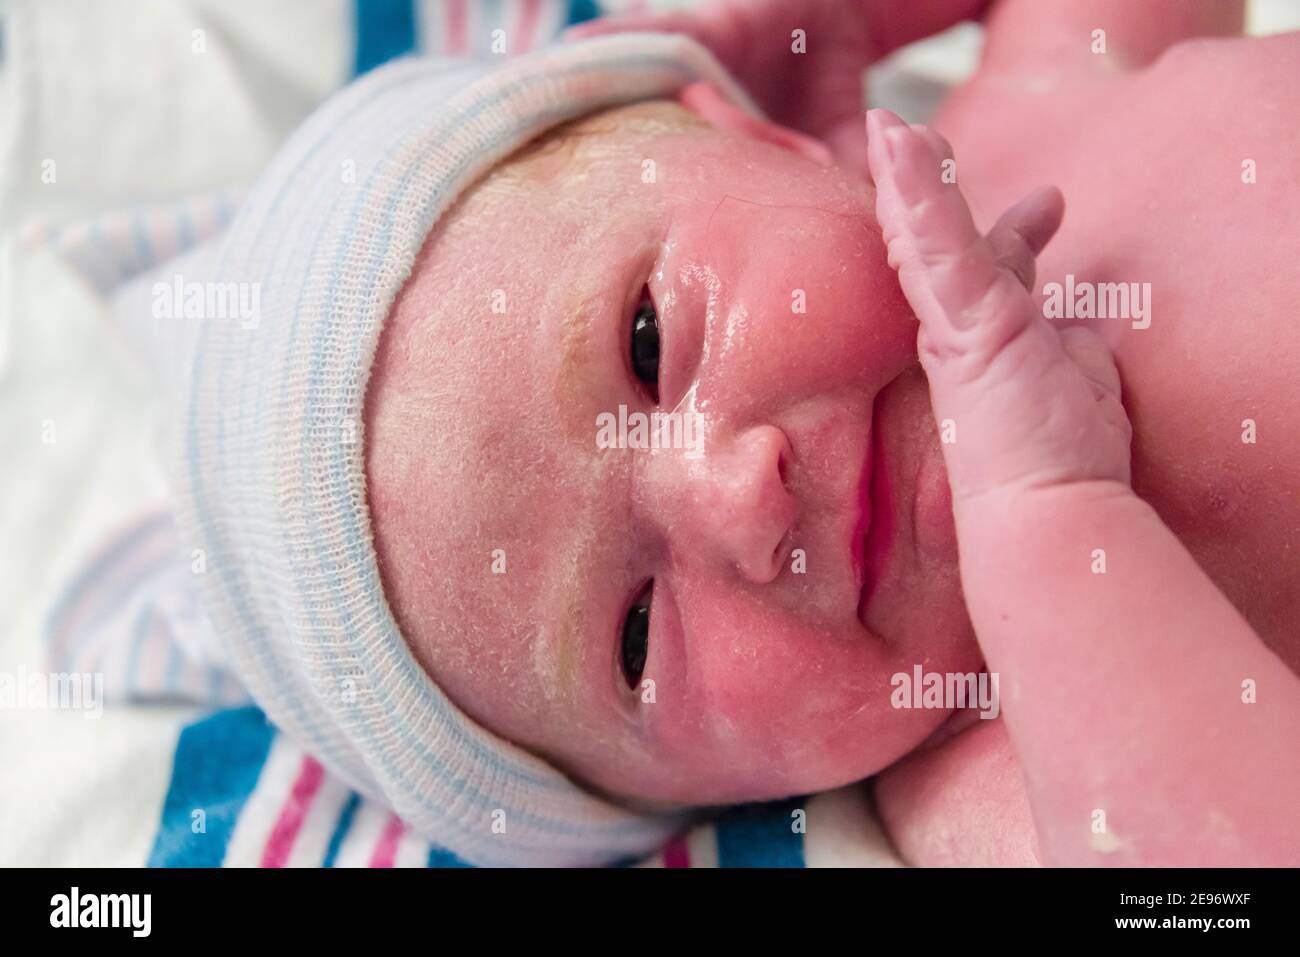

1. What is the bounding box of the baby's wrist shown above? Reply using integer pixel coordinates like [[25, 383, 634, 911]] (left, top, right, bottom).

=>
[[950, 478, 1150, 594]]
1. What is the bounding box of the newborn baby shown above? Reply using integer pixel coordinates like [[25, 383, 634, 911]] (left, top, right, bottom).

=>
[[154, 1, 1298, 866], [364, 90, 965, 811]]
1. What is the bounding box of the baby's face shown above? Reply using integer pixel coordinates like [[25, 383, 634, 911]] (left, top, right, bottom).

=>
[[365, 100, 979, 807]]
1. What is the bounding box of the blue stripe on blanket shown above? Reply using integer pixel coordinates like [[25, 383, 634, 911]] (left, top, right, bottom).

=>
[[149, 705, 806, 867], [323, 792, 361, 868], [715, 798, 807, 868], [354, 0, 417, 76], [426, 844, 474, 868], [147, 706, 276, 866], [319, 790, 472, 868], [566, 0, 601, 27]]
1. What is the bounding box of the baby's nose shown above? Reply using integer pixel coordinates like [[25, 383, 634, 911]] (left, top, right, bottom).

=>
[[647, 424, 797, 584]]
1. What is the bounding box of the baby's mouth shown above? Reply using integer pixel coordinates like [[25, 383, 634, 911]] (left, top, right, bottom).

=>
[[853, 385, 886, 622], [854, 364, 958, 629], [855, 370, 908, 627]]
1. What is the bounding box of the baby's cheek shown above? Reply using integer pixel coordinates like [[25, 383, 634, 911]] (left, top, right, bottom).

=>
[[702, 220, 915, 405], [671, 596, 902, 781]]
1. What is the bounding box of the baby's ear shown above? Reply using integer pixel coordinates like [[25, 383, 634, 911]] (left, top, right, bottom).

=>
[[677, 81, 834, 166]]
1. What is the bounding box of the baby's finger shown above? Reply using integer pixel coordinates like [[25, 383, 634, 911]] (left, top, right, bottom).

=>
[[986, 186, 1065, 291], [1059, 325, 1122, 397], [910, 125, 953, 165], [867, 110, 983, 271], [867, 110, 1036, 343], [1059, 326, 1133, 484]]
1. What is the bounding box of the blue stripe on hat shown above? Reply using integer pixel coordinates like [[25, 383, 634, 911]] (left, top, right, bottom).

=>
[[147, 706, 276, 867]]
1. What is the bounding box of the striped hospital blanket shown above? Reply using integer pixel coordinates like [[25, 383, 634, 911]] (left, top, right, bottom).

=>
[[149, 705, 846, 868]]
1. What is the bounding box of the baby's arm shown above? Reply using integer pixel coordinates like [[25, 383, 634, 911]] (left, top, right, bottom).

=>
[[866, 110, 1300, 866], [965, 467, 1300, 865]]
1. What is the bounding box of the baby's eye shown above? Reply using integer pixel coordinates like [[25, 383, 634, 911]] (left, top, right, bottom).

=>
[[620, 581, 652, 689], [630, 289, 660, 401]]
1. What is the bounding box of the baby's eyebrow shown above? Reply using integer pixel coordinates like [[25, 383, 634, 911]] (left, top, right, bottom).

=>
[[536, 516, 600, 706], [553, 289, 604, 443]]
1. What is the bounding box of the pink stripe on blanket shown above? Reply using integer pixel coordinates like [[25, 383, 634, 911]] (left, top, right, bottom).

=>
[[260, 756, 325, 867], [662, 835, 691, 868], [515, 0, 542, 53], [445, 0, 468, 55], [369, 814, 406, 868]]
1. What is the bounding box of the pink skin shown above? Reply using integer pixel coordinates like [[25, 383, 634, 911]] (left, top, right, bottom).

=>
[[364, 91, 977, 807]]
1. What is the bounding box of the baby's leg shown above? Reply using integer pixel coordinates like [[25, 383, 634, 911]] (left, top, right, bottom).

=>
[[982, 0, 1245, 72]]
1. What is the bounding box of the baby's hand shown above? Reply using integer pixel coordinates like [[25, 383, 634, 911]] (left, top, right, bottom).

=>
[[865, 109, 1132, 507]]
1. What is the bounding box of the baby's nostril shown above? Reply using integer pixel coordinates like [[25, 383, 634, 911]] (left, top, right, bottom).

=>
[[777, 449, 789, 486], [771, 533, 792, 576]]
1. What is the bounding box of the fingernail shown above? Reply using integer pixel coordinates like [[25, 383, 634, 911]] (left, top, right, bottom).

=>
[[867, 109, 907, 164], [865, 110, 888, 152], [865, 109, 881, 140], [882, 126, 908, 163]]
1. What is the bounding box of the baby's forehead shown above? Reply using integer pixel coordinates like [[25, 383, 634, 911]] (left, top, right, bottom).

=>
[[502, 99, 710, 178], [367, 175, 633, 635]]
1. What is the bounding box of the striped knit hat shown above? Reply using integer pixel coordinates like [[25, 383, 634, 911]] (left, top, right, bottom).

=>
[[159, 35, 761, 866]]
